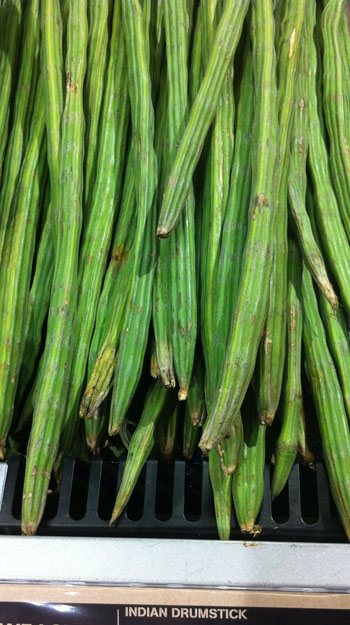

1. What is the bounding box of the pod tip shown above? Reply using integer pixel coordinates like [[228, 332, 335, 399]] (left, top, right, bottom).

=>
[[110, 504, 122, 526], [241, 523, 262, 537], [86, 435, 101, 455], [178, 388, 188, 401], [21, 521, 38, 536], [260, 411, 274, 426], [156, 227, 170, 239], [199, 436, 213, 454]]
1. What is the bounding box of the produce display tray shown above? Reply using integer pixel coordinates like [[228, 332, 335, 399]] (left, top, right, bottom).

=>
[[0, 455, 346, 542]]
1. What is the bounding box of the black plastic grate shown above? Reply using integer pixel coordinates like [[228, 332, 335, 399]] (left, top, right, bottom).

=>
[[0, 456, 346, 541]]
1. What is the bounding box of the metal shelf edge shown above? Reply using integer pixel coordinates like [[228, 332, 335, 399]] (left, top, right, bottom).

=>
[[1, 536, 349, 592]]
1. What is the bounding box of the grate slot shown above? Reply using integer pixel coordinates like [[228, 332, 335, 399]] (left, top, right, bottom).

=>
[[11, 457, 25, 520], [258, 465, 273, 526], [69, 459, 90, 520], [155, 461, 173, 522], [300, 463, 319, 525], [84, 456, 103, 519], [141, 460, 158, 522], [184, 462, 202, 522], [97, 460, 118, 521], [270, 465, 290, 524]]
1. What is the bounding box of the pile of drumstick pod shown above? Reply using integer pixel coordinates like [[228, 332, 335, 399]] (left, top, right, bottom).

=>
[[1, 0, 350, 540]]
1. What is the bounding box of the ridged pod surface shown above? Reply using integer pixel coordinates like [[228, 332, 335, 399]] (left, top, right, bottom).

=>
[[0, 0, 40, 260], [110, 381, 170, 524], [200, 0, 279, 452], [307, 189, 350, 426], [17, 193, 52, 406], [0, 0, 22, 181], [209, 446, 232, 540], [302, 264, 350, 541], [83, 0, 109, 208], [307, 0, 350, 315], [258, 0, 306, 426], [85, 146, 136, 379], [232, 399, 266, 535], [41, 0, 63, 242], [201, 0, 235, 406], [152, 74, 176, 390], [108, 0, 158, 436], [60, 0, 129, 458], [22, 0, 88, 536], [164, 0, 197, 401], [0, 80, 46, 458], [157, 0, 249, 236], [213, 40, 253, 390], [83, 202, 136, 452], [288, 17, 337, 310], [272, 239, 303, 500], [321, 0, 350, 240]]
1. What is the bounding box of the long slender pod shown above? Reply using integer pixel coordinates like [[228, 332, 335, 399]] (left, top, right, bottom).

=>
[[152, 243, 176, 389], [307, 1, 350, 315], [232, 402, 266, 535], [213, 39, 253, 386], [302, 264, 350, 541], [0, 0, 22, 182], [0, 81, 46, 458], [272, 239, 303, 500], [22, 0, 88, 536], [41, 0, 64, 243], [164, 0, 197, 401], [307, 189, 350, 425], [110, 382, 170, 524], [258, 0, 306, 426], [319, 296, 350, 424], [321, 0, 350, 239], [108, 0, 158, 436], [60, 0, 129, 458], [288, 16, 337, 310], [80, 245, 133, 424], [84, 168, 136, 452], [189, 0, 203, 105], [209, 447, 232, 540], [0, 0, 40, 260], [200, 0, 279, 452], [201, 0, 235, 405], [152, 71, 176, 390], [17, 193, 53, 405], [86, 145, 136, 380], [83, 0, 109, 209], [288, 177, 337, 309], [339, 3, 350, 124], [157, 0, 249, 237]]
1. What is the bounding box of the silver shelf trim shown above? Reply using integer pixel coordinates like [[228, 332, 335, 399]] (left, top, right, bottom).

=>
[[1, 537, 349, 592]]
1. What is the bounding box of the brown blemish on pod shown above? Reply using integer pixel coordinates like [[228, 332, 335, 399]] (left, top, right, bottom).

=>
[[66, 72, 78, 93]]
